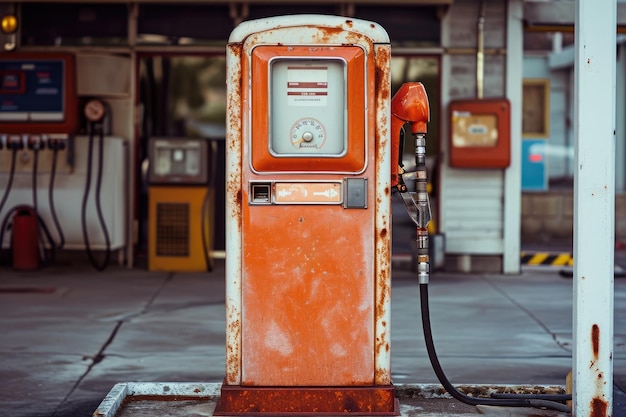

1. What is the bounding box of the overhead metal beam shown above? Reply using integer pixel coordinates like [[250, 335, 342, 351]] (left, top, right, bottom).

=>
[[525, 0, 626, 29], [7, 0, 453, 4]]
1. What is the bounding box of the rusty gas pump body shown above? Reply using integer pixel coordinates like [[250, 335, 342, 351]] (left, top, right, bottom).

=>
[[216, 15, 429, 416]]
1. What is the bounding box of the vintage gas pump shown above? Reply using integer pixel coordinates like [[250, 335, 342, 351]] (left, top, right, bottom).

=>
[[147, 137, 216, 272], [216, 15, 395, 415]]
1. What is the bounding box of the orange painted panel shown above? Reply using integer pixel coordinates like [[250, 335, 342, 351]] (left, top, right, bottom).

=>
[[250, 45, 366, 173], [241, 203, 374, 386]]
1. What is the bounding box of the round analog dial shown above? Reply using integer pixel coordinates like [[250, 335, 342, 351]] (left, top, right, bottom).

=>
[[290, 118, 326, 150], [84, 99, 106, 122]]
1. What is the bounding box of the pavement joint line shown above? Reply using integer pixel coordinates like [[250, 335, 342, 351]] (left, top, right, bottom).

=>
[[53, 273, 175, 416], [480, 276, 571, 354], [52, 320, 124, 417]]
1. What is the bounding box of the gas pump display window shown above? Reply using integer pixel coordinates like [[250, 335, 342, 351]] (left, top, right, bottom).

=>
[[250, 45, 367, 173], [269, 59, 346, 156], [148, 138, 208, 184]]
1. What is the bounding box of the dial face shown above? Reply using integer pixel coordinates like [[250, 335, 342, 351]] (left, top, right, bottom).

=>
[[290, 118, 326, 150], [84, 99, 105, 122]]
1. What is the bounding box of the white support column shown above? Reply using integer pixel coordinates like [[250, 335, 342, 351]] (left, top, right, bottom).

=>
[[616, 42, 626, 192], [573, 1, 616, 416], [503, 0, 523, 274]]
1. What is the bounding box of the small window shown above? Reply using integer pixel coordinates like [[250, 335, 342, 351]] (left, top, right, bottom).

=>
[[522, 79, 550, 138]]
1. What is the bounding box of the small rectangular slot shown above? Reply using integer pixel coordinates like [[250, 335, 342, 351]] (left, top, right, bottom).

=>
[[344, 178, 367, 209], [251, 183, 271, 204]]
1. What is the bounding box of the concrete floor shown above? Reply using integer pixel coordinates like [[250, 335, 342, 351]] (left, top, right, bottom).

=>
[[0, 257, 624, 416]]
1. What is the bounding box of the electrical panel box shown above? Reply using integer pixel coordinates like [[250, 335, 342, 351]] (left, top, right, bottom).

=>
[[448, 98, 510, 169]]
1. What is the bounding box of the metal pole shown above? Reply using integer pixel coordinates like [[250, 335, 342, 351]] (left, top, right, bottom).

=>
[[573, 1, 616, 416]]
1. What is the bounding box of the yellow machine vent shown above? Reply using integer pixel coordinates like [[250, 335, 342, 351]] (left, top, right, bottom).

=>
[[156, 202, 189, 257]]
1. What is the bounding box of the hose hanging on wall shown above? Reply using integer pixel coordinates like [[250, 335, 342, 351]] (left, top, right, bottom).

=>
[[81, 99, 111, 271], [0, 145, 19, 264], [48, 139, 66, 250], [0, 143, 18, 216], [30, 139, 55, 265]]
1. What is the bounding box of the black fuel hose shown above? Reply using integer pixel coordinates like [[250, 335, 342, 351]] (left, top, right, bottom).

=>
[[81, 125, 111, 271], [49, 147, 65, 249], [419, 283, 571, 413], [32, 149, 45, 263], [32, 148, 57, 265], [0, 148, 17, 216]]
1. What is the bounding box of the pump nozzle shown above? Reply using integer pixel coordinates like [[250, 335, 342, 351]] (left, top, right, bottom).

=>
[[391, 82, 431, 284], [391, 82, 430, 190]]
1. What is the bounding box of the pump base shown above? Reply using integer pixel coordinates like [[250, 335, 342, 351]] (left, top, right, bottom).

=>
[[214, 384, 399, 416]]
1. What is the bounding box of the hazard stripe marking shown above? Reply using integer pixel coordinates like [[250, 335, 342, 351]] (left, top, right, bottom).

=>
[[521, 252, 574, 266]]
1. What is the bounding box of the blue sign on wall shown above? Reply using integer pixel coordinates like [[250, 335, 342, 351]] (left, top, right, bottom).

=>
[[522, 139, 547, 191], [0, 59, 65, 121]]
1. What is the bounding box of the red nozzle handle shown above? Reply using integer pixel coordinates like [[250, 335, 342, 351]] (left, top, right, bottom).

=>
[[391, 82, 430, 188]]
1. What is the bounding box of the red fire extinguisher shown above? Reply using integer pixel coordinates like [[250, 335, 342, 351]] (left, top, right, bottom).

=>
[[12, 205, 40, 270]]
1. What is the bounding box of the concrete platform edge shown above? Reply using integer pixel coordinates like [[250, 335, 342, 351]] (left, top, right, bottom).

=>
[[92, 382, 568, 417]]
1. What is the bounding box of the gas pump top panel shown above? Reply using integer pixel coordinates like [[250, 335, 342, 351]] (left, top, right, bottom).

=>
[[251, 45, 367, 173], [148, 137, 209, 185], [0, 53, 77, 134]]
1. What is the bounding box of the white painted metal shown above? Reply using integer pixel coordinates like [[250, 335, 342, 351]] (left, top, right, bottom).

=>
[[0, 137, 128, 251], [225, 41, 243, 386], [573, 1, 616, 416], [373, 42, 392, 384], [617, 41, 626, 192], [228, 14, 389, 44], [503, 0, 523, 274]]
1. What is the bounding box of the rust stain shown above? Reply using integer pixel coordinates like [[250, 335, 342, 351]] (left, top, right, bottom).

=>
[[375, 366, 391, 385], [226, 316, 241, 384], [592, 324, 600, 358], [215, 386, 397, 414], [313, 26, 346, 44], [590, 397, 608, 417], [374, 45, 391, 188], [375, 48, 391, 102], [374, 45, 392, 386]]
